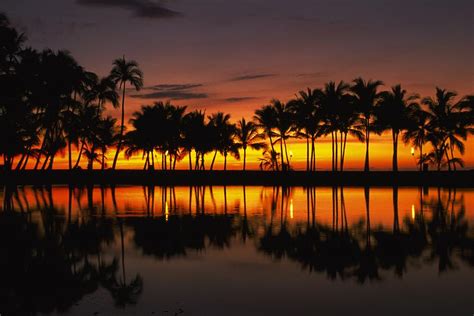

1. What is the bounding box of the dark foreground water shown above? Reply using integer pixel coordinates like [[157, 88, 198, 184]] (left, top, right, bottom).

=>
[[1, 186, 473, 316]]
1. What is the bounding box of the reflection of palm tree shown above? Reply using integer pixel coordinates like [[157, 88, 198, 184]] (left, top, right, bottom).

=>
[[109, 57, 144, 170]]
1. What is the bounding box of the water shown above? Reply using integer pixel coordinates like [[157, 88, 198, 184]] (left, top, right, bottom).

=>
[[1, 186, 473, 315]]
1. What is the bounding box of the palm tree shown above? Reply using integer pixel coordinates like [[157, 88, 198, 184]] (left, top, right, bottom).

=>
[[254, 104, 279, 171], [317, 81, 354, 171], [270, 100, 294, 170], [351, 77, 384, 172], [85, 76, 119, 112], [259, 150, 280, 171], [423, 88, 472, 171], [375, 85, 419, 171], [291, 88, 321, 171], [109, 57, 143, 170], [403, 105, 432, 171], [208, 112, 239, 170], [182, 110, 207, 170], [235, 118, 266, 170]]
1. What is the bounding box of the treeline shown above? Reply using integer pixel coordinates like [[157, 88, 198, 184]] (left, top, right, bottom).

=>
[[1, 13, 473, 171]]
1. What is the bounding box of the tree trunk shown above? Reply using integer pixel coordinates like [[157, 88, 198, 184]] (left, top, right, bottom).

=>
[[112, 82, 126, 170], [306, 136, 309, 171], [243, 146, 247, 171], [268, 133, 279, 171], [364, 123, 370, 172], [392, 131, 399, 172], [210, 150, 218, 170], [224, 152, 227, 171], [279, 138, 285, 171], [68, 140, 72, 170], [74, 141, 85, 169]]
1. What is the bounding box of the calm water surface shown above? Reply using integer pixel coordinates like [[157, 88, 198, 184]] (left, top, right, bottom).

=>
[[1, 186, 473, 315]]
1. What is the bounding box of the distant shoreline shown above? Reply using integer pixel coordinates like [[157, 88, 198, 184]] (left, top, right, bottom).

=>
[[1, 170, 473, 187]]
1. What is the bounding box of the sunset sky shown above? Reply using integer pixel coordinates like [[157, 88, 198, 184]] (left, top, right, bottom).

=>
[[3, 0, 474, 169]]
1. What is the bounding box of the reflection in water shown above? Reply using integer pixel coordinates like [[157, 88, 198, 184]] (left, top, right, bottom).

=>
[[0, 185, 473, 315]]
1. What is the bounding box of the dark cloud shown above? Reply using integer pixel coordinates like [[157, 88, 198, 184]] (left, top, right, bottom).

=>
[[224, 97, 258, 103], [230, 73, 277, 82], [131, 91, 208, 100], [131, 82, 208, 100], [76, 0, 180, 19], [147, 84, 203, 91]]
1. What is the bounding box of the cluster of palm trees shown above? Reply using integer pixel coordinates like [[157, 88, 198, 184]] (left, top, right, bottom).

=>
[[1, 13, 473, 171], [0, 13, 142, 170]]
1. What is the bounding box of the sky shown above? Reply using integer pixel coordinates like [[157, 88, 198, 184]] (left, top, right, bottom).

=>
[[3, 0, 474, 169]]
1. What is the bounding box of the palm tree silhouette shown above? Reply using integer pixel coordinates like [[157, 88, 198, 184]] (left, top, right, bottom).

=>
[[292, 88, 321, 171], [423, 88, 470, 171], [254, 104, 279, 171], [182, 110, 207, 170], [351, 77, 384, 172], [208, 112, 239, 170], [235, 118, 266, 170], [376, 85, 419, 171], [109, 57, 143, 170], [403, 104, 432, 171]]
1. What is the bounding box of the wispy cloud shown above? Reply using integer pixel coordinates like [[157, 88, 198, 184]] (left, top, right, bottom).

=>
[[131, 82, 208, 100], [224, 97, 259, 103], [76, 0, 180, 19], [229, 73, 277, 82]]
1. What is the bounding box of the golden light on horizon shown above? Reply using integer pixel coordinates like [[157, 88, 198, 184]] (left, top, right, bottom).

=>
[[165, 201, 169, 222], [411, 147, 415, 156], [411, 204, 415, 220]]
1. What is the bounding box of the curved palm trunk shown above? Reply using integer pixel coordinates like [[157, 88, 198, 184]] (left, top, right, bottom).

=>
[[283, 138, 290, 168], [112, 82, 126, 170], [268, 133, 279, 171], [210, 149, 218, 170], [74, 141, 85, 169], [243, 146, 247, 171], [224, 152, 228, 171]]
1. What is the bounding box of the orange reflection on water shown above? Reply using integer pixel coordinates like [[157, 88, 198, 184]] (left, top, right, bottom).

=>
[[2, 186, 473, 231]]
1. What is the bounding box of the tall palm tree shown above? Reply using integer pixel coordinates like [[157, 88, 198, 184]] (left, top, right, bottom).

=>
[[317, 81, 353, 171], [182, 110, 207, 170], [375, 85, 419, 171], [254, 104, 279, 171], [208, 112, 239, 170], [109, 57, 143, 170], [235, 118, 266, 170], [403, 105, 432, 171], [351, 77, 384, 172], [270, 100, 294, 170], [291, 88, 321, 171]]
